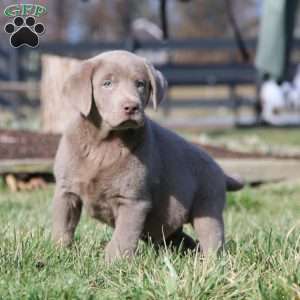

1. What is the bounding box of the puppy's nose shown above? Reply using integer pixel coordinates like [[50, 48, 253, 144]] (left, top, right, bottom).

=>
[[122, 101, 140, 115]]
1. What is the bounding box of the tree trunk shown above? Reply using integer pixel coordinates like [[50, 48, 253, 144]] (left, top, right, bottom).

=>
[[41, 54, 80, 133]]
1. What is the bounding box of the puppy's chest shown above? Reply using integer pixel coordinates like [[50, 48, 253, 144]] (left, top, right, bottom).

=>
[[82, 171, 122, 226], [78, 154, 146, 225]]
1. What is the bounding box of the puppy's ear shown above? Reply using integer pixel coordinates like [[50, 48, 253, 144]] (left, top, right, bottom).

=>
[[145, 61, 168, 110], [63, 61, 94, 117]]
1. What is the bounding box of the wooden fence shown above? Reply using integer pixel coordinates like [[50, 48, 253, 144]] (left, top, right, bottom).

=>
[[0, 38, 259, 114]]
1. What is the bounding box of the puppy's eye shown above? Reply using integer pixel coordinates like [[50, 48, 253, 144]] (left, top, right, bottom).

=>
[[136, 80, 146, 90], [103, 80, 113, 88]]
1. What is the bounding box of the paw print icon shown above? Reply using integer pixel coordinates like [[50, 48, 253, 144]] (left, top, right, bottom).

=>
[[4, 16, 45, 48]]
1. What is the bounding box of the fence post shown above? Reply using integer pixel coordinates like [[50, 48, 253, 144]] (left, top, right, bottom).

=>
[[9, 48, 21, 81]]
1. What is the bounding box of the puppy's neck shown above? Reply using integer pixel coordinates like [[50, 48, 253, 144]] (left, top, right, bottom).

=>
[[108, 126, 146, 150], [71, 115, 146, 170], [78, 112, 146, 152]]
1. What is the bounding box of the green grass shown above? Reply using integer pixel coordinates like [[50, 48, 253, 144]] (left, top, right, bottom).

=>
[[206, 128, 300, 147], [0, 182, 299, 299]]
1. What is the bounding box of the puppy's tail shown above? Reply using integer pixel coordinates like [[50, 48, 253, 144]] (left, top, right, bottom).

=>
[[225, 174, 244, 191]]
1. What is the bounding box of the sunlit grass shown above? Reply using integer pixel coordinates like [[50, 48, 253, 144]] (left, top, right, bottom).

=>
[[0, 181, 299, 299]]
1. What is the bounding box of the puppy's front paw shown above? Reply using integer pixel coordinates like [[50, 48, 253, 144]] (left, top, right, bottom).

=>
[[105, 241, 121, 263], [52, 232, 73, 248], [104, 240, 134, 263]]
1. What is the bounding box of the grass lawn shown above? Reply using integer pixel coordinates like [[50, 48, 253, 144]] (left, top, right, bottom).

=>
[[187, 128, 300, 157], [0, 179, 299, 299], [206, 128, 300, 147]]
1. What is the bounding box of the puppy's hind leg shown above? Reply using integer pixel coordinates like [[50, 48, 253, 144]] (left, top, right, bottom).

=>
[[191, 196, 225, 256], [52, 188, 82, 247]]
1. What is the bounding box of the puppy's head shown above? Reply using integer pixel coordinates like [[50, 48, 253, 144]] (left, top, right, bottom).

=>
[[63, 50, 167, 130]]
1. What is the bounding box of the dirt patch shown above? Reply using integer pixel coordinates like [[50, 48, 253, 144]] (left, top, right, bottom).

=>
[[0, 129, 59, 160], [0, 129, 299, 161]]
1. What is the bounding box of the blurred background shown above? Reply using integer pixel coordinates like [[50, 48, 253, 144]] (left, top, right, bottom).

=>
[[1, 0, 300, 128], [0, 0, 264, 130], [1, 0, 300, 190]]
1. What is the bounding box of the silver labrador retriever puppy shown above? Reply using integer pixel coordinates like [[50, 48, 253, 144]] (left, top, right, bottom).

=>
[[52, 50, 243, 262]]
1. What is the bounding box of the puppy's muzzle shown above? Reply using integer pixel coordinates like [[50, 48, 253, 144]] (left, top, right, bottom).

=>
[[114, 101, 144, 129], [122, 101, 141, 116]]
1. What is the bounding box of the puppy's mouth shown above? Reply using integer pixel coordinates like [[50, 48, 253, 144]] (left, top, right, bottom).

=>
[[114, 118, 144, 130]]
